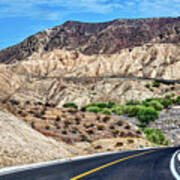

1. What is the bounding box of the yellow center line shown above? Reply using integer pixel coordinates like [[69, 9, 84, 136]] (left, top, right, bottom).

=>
[[70, 149, 158, 180]]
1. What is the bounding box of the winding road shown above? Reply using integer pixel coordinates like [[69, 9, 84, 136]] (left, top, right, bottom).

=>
[[0, 147, 179, 180]]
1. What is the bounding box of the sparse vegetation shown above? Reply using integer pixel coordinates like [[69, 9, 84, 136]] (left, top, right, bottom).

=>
[[152, 81, 160, 88], [63, 102, 78, 109], [86, 106, 101, 113], [125, 105, 144, 117], [145, 83, 150, 89], [137, 107, 158, 126], [158, 98, 173, 108], [142, 128, 170, 145], [142, 100, 164, 111], [107, 101, 116, 108], [126, 100, 140, 106], [175, 96, 180, 105], [81, 94, 178, 128], [100, 108, 112, 115]]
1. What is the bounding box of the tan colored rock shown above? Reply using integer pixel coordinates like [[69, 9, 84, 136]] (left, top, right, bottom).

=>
[[0, 43, 179, 106]]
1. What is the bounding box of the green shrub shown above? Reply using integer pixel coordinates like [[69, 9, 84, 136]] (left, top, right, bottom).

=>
[[96, 102, 108, 108], [137, 107, 159, 126], [159, 98, 172, 108], [175, 96, 180, 105], [63, 102, 78, 109], [143, 98, 155, 103], [144, 100, 164, 111], [86, 106, 101, 113], [143, 98, 173, 109], [145, 83, 150, 88], [152, 81, 160, 88], [107, 101, 116, 108], [125, 105, 144, 117], [126, 100, 140, 106], [111, 105, 124, 115], [142, 128, 170, 145], [100, 108, 112, 115], [119, 105, 131, 114], [81, 103, 99, 111], [82, 102, 107, 110]]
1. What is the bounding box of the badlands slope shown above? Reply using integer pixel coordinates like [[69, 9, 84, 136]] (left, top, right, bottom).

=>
[[0, 43, 179, 106]]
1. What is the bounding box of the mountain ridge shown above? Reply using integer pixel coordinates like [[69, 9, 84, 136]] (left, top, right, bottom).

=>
[[0, 17, 179, 64]]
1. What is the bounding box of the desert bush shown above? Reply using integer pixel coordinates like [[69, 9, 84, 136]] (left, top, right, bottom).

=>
[[81, 102, 107, 111], [159, 98, 172, 108], [142, 128, 170, 145], [137, 107, 158, 126], [143, 98, 157, 103], [100, 108, 112, 115], [145, 83, 150, 88], [126, 99, 140, 106], [125, 105, 144, 117], [86, 106, 101, 113], [152, 81, 160, 88], [63, 102, 78, 109], [144, 98, 172, 109], [143, 100, 164, 111], [111, 105, 123, 115], [107, 101, 116, 108], [175, 96, 180, 105], [96, 102, 108, 108]]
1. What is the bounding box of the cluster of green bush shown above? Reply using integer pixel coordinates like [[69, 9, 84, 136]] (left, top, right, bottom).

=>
[[142, 128, 170, 145], [62, 95, 180, 127], [79, 94, 180, 127], [62, 95, 178, 146], [81, 101, 114, 115]]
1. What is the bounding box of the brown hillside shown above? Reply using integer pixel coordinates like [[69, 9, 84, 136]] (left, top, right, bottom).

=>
[[0, 17, 179, 64]]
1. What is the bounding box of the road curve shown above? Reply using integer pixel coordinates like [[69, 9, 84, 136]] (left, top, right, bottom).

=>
[[0, 147, 179, 180]]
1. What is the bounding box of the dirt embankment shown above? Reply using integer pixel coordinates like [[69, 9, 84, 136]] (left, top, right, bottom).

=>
[[0, 110, 82, 168]]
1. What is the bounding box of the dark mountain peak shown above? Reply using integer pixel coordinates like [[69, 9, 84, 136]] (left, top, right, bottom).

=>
[[0, 17, 179, 64]]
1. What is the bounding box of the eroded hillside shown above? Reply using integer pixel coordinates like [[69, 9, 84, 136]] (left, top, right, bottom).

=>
[[0, 43, 179, 107], [0, 17, 179, 64]]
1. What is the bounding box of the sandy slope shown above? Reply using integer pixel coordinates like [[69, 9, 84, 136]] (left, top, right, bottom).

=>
[[0, 110, 81, 168]]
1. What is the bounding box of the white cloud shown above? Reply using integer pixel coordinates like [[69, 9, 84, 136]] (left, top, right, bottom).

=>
[[0, 0, 124, 20], [0, 0, 179, 20], [139, 0, 180, 17]]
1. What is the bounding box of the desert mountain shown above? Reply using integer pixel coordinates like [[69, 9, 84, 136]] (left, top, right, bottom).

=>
[[0, 18, 179, 106], [0, 17, 179, 64]]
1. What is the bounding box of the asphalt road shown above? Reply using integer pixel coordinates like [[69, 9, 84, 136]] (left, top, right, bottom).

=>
[[0, 147, 179, 180]]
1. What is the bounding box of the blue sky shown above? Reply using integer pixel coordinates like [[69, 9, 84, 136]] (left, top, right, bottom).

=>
[[0, 0, 179, 50]]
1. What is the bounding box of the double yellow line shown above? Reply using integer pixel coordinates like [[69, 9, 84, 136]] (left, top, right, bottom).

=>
[[70, 149, 157, 180]]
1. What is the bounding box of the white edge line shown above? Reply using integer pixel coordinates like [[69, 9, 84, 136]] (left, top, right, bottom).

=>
[[0, 146, 158, 176], [170, 150, 180, 180]]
